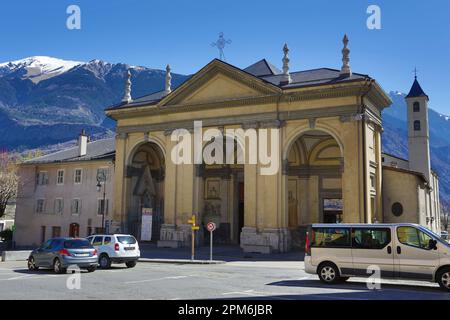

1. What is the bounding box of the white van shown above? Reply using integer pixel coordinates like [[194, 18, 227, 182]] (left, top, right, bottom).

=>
[[87, 234, 140, 269], [304, 223, 450, 291]]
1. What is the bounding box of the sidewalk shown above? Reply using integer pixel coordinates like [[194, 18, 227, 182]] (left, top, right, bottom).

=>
[[139, 243, 305, 262]]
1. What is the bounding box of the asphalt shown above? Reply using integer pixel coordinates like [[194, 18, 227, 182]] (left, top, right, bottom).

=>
[[0, 259, 449, 300]]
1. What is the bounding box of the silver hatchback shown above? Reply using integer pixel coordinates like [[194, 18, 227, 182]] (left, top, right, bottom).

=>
[[28, 238, 98, 273]]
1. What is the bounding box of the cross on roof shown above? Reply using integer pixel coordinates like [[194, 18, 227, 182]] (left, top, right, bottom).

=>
[[211, 32, 232, 61]]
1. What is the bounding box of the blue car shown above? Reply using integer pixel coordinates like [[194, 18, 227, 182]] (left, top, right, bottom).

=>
[[28, 237, 98, 273]]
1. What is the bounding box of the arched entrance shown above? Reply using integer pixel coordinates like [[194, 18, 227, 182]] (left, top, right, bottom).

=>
[[199, 135, 244, 244], [285, 129, 343, 247], [126, 142, 165, 242]]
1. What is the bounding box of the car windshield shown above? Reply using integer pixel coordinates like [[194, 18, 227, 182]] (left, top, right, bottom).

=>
[[64, 239, 92, 249], [418, 226, 450, 247], [117, 236, 137, 244]]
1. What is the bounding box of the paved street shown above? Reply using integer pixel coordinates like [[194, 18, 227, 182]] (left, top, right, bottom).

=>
[[0, 260, 449, 300]]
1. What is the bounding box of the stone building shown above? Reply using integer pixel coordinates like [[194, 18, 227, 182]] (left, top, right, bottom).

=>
[[14, 37, 442, 251]]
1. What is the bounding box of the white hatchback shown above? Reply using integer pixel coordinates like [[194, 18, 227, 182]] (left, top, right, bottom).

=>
[[87, 234, 140, 269]]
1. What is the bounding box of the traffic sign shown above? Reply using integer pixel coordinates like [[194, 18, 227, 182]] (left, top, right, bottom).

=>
[[206, 222, 216, 232]]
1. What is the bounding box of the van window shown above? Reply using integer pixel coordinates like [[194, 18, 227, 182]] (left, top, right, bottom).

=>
[[311, 228, 351, 248], [353, 228, 390, 249], [92, 236, 103, 246], [397, 226, 433, 250], [104, 237, 112, 245]]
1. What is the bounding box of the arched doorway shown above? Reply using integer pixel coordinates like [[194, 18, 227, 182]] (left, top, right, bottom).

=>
[[126, 142, 165, 242], [69, 223, 80, 237], [286, 130, 343, 247], [200, 135, 244, 244]]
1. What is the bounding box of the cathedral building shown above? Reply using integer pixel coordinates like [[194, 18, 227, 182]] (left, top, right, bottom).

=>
[[14, 36, 441, 252]]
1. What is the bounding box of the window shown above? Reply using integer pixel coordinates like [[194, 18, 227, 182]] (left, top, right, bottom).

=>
[[311, 228, 351, 248], [41, 226, 47, 244], [74, 169, 82, 184], [92, 236, 103, 246], [71, 199, 81, 215], [56, 170, 64, 185], [397, 226, 434, 250], [392, 202, 403, 217], [414, 120, 421, 131], [87, 227, 92, 237], [54, 199, 64, 215], [104, 236, 112, 245], [52, 226, 61, 238], [96, 168, 109, 183], [36, 199, 45, 213], [413, 102, 420, 112], [97, 199, 109, 216], [95, 227, 104, 234], [36, 172, 49, 185], [352, 228, 391, 249]]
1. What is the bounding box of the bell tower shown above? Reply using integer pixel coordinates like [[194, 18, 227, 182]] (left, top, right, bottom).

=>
[[405, 75, 431, 182]]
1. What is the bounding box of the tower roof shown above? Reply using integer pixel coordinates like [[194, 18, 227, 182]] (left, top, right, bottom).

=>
[[406, 77, 428, 99]]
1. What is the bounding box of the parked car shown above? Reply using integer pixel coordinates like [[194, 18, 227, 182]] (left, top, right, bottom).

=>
[[87, 234, 140, 269], [441, 231, 449, 242], [304, 223, 450, 291], [28, 238, 97, 274]]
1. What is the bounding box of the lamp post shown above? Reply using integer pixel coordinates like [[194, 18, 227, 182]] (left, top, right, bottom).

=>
[[96, 172, 107, 233]]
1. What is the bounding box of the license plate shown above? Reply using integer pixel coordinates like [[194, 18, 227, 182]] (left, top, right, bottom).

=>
[[75, 253, 89, 257], [124, 247, 135, 251]]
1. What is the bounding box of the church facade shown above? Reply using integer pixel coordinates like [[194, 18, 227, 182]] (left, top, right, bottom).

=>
[[14, 38, 442, 252]]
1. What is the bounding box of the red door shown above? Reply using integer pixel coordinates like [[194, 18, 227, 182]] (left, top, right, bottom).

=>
[[69, 223, 80, 237]]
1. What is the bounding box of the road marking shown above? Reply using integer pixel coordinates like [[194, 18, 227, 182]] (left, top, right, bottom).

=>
[[125, 275, 189, 284]]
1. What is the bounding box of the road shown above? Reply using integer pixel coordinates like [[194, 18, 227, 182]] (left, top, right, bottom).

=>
[[0, 260, 449, 300]]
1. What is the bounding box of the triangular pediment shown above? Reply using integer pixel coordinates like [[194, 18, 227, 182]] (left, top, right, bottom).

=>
[[159, 59, 281, 106]]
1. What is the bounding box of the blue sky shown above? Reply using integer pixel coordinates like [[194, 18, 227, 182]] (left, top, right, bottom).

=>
[[1, 0, 449, 113]]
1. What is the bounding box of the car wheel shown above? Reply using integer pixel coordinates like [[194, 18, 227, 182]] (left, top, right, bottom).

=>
[[437, 267, 450, 291], [28, 257, 38, 271], [318, 262, 341, 284], [99, 254, 111, 269], [86, 266, 96, 273], [125, 261, 137, 268], [53, 258, 66, 274]]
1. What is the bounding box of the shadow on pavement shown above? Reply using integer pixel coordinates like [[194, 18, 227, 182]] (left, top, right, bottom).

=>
[[139, 243, 305, 262], [267, 278, 443, 294]]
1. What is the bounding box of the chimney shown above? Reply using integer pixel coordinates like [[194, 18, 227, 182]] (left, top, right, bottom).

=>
[[78, 129, 88, 157]]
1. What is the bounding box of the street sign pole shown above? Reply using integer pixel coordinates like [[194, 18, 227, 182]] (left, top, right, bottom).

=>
[[206, 222, 216, 262], [191, 228, 195, 261], [210, 230, 213, 261]]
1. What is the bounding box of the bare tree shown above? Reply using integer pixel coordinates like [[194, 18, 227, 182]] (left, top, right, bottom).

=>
[[0, 150, 19, 218]]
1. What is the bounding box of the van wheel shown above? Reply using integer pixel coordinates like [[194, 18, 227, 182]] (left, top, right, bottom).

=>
[[99, 254, 111, 269], [437, 267, 450, 291], [318, 262, 340, 284], [126, 261, 137, 268]]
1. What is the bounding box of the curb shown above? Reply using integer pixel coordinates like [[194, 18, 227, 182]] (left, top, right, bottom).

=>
[[139, 258, 226, 265]]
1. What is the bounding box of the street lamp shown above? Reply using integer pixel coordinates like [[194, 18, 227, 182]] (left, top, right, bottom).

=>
[[96, 172, 106, 233]]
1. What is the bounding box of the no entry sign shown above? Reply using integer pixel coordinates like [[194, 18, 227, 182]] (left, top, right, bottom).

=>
[[206, 222, 216, 232]]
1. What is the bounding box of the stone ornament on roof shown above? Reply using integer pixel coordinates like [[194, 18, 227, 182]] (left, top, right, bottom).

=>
[[122, 69, 133, 103], [340, 34, 352, 77], [281, 43, 292, 84], [164, 64, 172, 95]]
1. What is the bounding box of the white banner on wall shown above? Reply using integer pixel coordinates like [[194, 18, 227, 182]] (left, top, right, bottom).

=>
[[141, 208, 153, 241]]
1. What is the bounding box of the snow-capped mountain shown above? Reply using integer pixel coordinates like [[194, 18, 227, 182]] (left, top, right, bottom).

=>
[[0, 56, 83, 84], [0, 56, 189, 150]]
